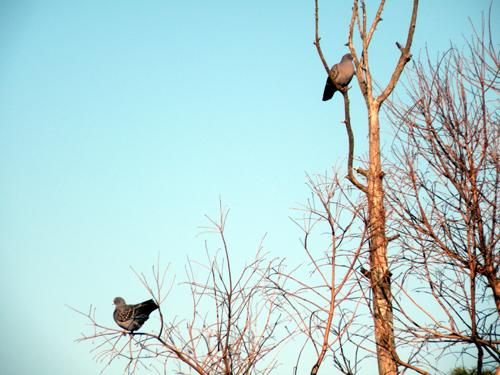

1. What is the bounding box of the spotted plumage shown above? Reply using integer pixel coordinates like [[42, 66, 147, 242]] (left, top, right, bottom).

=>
[[113, 297, 158, 332]]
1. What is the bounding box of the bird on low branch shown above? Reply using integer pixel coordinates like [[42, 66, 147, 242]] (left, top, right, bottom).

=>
[[322, 53, 355, 101], [113, 297, 159, 332]]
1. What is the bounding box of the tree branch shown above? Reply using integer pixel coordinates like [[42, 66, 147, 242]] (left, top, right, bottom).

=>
[[377, 0, 419, 105], [313, 0, 331, 75], [342, 91, 368, 192]]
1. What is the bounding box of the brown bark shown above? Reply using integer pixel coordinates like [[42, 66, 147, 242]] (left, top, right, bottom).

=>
[[349, 1, 419, 372], [366, 105, 397, 375], [314, 1, 419, 372], [490, 276, 500, 314], [385, 23, 499, 367]]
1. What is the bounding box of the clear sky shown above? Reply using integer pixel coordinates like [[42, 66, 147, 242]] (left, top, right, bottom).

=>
[[0, 1, 497, 374]]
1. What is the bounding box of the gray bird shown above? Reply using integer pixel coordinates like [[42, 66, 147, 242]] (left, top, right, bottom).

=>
[[113, 297, 159, 332], [322, 53, 355, 101]]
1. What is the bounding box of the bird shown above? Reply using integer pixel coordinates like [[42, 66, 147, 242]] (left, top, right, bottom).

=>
[[113, 297, 159, 332], [322, 53, 355, 101]]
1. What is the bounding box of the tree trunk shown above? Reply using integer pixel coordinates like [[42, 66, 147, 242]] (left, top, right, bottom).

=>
[[367, 104, 398, 375], [488, 273, 500, 315]]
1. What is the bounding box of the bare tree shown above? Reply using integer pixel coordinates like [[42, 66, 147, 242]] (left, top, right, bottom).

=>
[[386, 16, 499, 373], [313, 1, 419, 373], [269, 173, 370, 375], [73, 205, 288, 374], [73, 3, 500, 374]]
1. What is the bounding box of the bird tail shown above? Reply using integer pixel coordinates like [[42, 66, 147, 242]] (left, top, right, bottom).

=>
[[137, 299, 159, 315], [322, 78, 336, 101]]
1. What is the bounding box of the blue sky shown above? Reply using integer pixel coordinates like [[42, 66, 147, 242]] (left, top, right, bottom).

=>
[[0, 1, 497, 374]]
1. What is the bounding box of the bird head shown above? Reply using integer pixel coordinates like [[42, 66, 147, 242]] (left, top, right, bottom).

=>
[[113, 297, 126, 306], [342, 53, 353, 62]]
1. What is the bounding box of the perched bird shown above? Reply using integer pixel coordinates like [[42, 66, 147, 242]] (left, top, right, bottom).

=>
[[113, 297, 159, 332], [322, 53, 355, 101]]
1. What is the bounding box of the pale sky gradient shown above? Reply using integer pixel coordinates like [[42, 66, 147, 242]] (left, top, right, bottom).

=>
[[0, 1, 497, 374]]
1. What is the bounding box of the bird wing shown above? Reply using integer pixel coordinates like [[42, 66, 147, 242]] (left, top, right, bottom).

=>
[[329, 63, 340, 82], [336, 61, 354, 86], [113, 299, 159, 332], [322, 64, 340, 101], [113, 305, 136, 330], [115, 305, 134, 323], [134, 299, 159, 316]]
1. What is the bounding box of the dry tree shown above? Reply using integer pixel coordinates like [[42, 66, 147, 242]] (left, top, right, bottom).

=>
[[308, 0, 421, 373], [72, 205, 289, 374], [269, 173, 369, 375], [386, 15, 500, 373]]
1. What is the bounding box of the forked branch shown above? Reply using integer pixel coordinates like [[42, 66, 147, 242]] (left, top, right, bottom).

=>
[[377, 0, 419, 105]]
